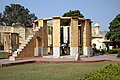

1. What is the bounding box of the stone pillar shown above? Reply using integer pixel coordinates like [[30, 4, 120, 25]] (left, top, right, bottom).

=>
[[38, 19, 44, 56], [70, 17, 78, 56], [9, 34, 12, 53], [43, 20, 48, 55], [82, 19, 92, 56], [38, 19, 43, 27], [11, 33, 19, 51], [33, 23, 35, 29], [78, 26, 82, 53], [16, 34, 19, 46], [52, 17, 60, 57], [4, 33, 10, 52]]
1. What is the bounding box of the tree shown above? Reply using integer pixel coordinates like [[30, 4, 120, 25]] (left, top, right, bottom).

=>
[[0, 13, 2, 21], [2, 4, 37, 27], [61, 10, 84, 26], [106, 14, 120, 42], [0, 13, 3, 25]]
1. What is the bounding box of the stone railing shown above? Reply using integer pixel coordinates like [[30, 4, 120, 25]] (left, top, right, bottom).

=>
[[92, 34, 103, 38], [0, 26, 14, 33], [0, 26, 26, 33]]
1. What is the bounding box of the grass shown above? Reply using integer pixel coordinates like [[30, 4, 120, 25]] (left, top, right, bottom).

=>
[[0, 62, 119, 80], [0, 52, 11, 59]]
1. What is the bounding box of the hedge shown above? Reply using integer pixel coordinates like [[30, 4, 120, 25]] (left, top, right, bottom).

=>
[[78, 64, 120, 80], [108, 49, 119, 54], [117, 51, 120, 58]]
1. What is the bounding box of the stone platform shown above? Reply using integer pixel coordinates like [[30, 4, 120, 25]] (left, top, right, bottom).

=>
[[0, 54, 120, 67]]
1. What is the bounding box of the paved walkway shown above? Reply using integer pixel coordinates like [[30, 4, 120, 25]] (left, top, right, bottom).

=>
[[0, 54, 120, 67]]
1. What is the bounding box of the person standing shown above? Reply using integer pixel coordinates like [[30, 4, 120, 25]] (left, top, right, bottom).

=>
[[100, 46, 102, 55]]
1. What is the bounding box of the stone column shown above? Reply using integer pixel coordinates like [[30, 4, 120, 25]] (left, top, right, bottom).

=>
[[52, 17, 60, 57], [4, 33, 10, 52], [38, 19, 43, 27], [33, 22, 35, 29], [16, 34, 19, 46], [82, 19, 92, 56], [43, 20, 48, 55], [78, 25, 82, 53], [70, 17, 78, 56], [11, 33, 19, 52]]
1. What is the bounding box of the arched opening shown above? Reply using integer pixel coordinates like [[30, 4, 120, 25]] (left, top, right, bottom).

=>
[[34, 37, 42, 56]]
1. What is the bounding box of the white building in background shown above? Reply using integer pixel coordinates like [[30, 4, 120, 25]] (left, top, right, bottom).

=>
[[92, 23, 109, 49]]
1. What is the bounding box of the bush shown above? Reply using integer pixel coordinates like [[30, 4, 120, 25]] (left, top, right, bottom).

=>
[[102, 49, 106, 54], [108, 49, 118, 54], [117, 51, 120, 58], [78, 64, 120, 80], [0, 52, 11, 59]]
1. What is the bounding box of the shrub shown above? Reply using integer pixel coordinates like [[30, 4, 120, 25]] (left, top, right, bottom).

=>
[[117, 51, 120, 58], [78, 64, 120, 80], [0, 52, 11, 59], [108, 49, 118, 54], [102, 49, 106, 54]]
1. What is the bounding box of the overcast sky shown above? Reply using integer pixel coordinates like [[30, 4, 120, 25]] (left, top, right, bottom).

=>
[[0, 0, 120, 30]]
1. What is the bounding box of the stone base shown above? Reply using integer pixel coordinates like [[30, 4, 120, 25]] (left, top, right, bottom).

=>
[[83, 46, 92, 57], [34, 47, 43, 56], [43, 48, 48, 56], [53, 47, 60, 57], [4, 50, 10, 53], [9, 56, 16, 61], [70, 47, 78, 56]]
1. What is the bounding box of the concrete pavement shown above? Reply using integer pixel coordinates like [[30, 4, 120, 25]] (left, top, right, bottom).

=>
[[0, 54, 120, 67]]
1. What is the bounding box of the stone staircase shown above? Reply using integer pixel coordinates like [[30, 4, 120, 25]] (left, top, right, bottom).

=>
[[9, 27, 41, 61]]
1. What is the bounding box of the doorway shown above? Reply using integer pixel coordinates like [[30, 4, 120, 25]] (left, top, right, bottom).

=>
[[34, 37, 42, 56]]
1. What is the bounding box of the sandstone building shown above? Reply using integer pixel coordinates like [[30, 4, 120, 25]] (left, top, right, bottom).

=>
[[0, 16, 92, 61]]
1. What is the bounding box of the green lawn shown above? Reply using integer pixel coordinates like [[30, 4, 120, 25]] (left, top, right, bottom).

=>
[[0, 52, 11, 59], [0, 62, 119, 80]]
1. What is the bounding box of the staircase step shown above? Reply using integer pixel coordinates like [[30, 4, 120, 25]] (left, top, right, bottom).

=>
[[12, 53, 18, 57], [25, 39, 30, 42], [13, 51, 18, 54], [17, 49, 22, 52], [13, 51, 20, 54], [20, 44, 26, 47], [9, 56, 16, 61], [33, 29, 38, 31], [27, 37, 32, 40], [22, 41, 28, 44], [19, 46, 24, 49], [36, 27, 40, 29], [28, 35, 33, 38]]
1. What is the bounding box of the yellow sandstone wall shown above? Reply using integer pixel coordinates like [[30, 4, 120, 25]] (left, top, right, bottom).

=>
[[69, 17, 78, 56], [52, 17, 60, 57], [18, 28, 43, 58], [82, 19, 92, 56]]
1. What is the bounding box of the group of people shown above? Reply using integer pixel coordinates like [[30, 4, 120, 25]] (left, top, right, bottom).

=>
[[93, 45, 109, 56], [61, 43, 69, 55]]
